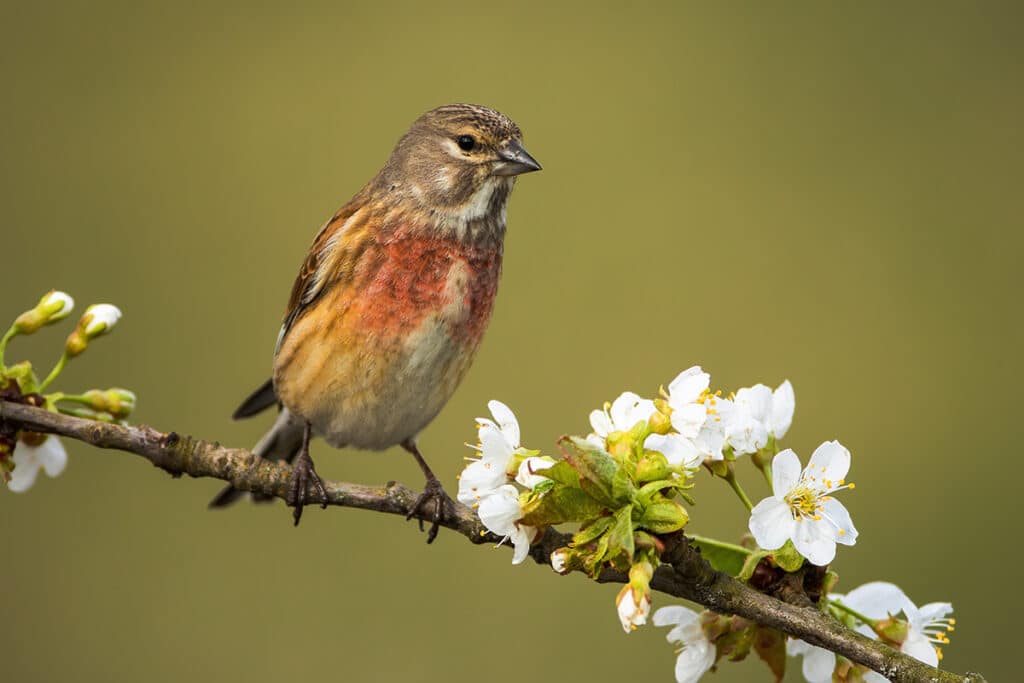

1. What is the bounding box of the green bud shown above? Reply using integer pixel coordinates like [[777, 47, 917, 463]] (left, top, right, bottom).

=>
[[12, 291, 75, 334], [81, 388, 137, 419], [873, 617, 909, 647], [638, 498, 689, 533], [649, 404, 672, 434], [635, 452, 671, 483]]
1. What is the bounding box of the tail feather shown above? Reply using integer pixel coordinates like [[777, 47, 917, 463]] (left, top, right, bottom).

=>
[[209, 407, 305, 509], [232, 378, 277, 420]]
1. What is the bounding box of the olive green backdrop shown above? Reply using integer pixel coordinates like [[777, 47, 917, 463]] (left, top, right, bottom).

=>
[[2, 2, 1018, 681]]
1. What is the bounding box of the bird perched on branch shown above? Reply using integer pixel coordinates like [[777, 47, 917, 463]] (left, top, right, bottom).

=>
[[212, 104, 541, 541]]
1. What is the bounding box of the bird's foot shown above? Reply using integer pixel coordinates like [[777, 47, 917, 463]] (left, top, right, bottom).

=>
[[406, 476, 452, 544], [287, 449, 328, 526]]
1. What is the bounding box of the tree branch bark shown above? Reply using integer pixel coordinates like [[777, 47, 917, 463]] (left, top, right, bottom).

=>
[[0, 401, 985, 683]]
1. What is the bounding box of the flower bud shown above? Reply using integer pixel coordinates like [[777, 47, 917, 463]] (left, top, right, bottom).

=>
[[12, 291, 75, 334], [83, 304, 121, 337], [550, 548, 573, 575], [648, 405, 672, 435], [65, 304, 122, 357], [616, 559, 654, 633], [81, 388, 137, 419], [635, 451, 671, 483]]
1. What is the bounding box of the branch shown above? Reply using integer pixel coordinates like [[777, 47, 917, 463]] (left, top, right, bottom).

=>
[[1, 401, 985, 683]]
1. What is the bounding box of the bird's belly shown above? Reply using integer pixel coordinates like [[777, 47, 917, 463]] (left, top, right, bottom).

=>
[[315, 319, 475, 450]]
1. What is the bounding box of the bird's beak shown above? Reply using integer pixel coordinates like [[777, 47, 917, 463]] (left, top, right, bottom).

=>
[[492, 140, 542, 176]]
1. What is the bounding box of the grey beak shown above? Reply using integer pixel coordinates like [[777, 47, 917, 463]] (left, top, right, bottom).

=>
[[492, 140, 542, 176]]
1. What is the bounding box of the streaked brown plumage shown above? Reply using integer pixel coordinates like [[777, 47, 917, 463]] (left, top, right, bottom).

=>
[[214, 104, 540, 539]]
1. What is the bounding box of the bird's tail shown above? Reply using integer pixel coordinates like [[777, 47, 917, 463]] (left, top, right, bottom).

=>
[[209, 381, 304, 508]]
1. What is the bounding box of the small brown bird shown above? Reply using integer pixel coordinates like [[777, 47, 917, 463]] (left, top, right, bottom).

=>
[[212, 104, 541, 540]]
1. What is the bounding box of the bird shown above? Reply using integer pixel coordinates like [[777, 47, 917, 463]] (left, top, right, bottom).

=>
[[211, 103, 541, 541]]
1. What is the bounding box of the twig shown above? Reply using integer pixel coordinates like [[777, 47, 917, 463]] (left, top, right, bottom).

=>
[[0, 401, 986, 683]]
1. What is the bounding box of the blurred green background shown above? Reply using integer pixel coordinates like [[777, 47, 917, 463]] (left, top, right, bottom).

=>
[[2, 1, 1019, 681]]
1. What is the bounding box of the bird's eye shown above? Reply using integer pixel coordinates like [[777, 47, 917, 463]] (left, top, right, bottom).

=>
[[456, 135, 477, 152]]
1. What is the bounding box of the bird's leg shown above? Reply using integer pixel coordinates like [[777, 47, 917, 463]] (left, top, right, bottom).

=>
[[402, 439, 452, 544], [286, 421, 328, 526]]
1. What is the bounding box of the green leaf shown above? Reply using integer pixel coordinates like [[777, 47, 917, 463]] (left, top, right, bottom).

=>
[[612, 465, 637, 503], [606, 504, 635, 565], [559, 436, 620, 507], [536, 460, 580, 488], [518, 485, 609, 527], [572, 516, 615, 546], [690, 537, 750, 577]]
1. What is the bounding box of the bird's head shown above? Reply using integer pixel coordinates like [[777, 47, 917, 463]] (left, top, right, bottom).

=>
[[381, 103, 541, 223]]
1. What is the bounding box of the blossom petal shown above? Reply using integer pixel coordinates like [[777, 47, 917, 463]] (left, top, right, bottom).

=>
[[822, 498, 858, 546], [7, 444, 41, 493], [652, 605, 700, 631], [902, 630, 939, 667], [610, 392, 655, 432], [457, 459, 506, 505], [477, 484, 522, 536], [37, 436, 68, 477], [486, 399, 520, 448], [651, 606, 700, 634], [735, 384, 772, 422], [792, 517, 837, 566], [789, 640, 836, 683], [478, 423, 514, 465], [590, 409, 614, 438], [806, 440, 851, 485], [771, 380, 795, 438], [671, 404, 707, 439], [771, 449, 801, 497], [675, 640, 715, 683], [645, 433, 702, 469], [842, 582, 911, 620], [667, 366, 709, 405], [749, 497, 795, 550], [510, 524, 537, 565]]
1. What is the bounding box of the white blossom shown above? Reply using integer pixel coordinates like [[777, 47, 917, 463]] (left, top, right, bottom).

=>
[[748, 441, 858, 565], [725, 380, 794, 455], [653, 606, 716, 683], [838, 582, 954, 679], [587, 391, 656, 448], [477, 484, 537, 565], [457, 400, 522, 506], [7, 435, 68, 492]]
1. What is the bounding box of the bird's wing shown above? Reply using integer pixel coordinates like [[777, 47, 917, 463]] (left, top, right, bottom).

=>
[[276, 200, 374, 353]]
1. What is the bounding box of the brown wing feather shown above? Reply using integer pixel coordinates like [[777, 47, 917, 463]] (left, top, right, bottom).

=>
[[278, 194, 376, 349]]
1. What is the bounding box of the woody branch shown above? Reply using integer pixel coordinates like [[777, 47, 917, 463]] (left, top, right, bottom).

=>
[[0, 400, 986, 683]]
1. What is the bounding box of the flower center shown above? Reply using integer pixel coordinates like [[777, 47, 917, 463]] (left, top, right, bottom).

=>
[[696, 389, 723, 422], [784, 484, 823, 520]]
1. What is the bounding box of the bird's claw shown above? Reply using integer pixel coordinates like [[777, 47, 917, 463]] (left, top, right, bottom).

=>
[[406, 477, 451, 544], [287, 450, 328, 526]]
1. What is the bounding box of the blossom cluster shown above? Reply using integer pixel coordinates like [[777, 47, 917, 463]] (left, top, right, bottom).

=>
[[1, 291, 130, 492], [457, 364, 954, 682]]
